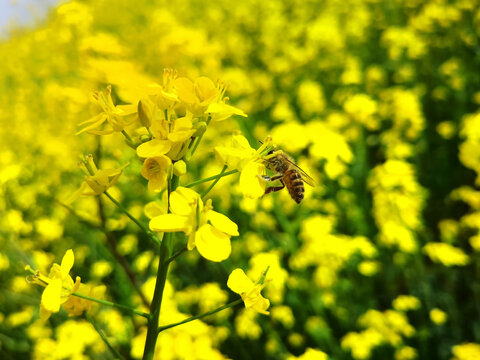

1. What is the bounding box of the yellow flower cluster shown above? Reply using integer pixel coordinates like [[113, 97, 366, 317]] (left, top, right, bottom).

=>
[[452, 343, 480, 360], [342, 309, 415, 359], [368, 160, 426, 253], [423, 243, 469, 267]]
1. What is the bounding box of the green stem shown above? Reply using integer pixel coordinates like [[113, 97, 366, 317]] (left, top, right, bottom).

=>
[[184, 169, 238, 188], [158, 299, 242, 333], [103, 191, 160, 246], [121, 130, 134, 144], [166, 245, 188, 265], [61, 199, 150, 308], [85, 314, 125, 360], [190, 117, 211, 157], [72, 291, 150, 319], [146, 127, 153, 138], [142, 175, 179, 360], [201, 165, 227, 198]]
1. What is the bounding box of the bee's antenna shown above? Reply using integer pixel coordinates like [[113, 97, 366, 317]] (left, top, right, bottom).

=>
[[258, 140, 263, 145]]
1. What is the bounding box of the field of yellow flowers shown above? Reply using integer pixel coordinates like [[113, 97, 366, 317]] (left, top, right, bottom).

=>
[[1, 0, 480, 359]]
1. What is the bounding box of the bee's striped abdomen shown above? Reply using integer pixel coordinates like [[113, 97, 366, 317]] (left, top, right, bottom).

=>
[[284, 169, 305, 204]]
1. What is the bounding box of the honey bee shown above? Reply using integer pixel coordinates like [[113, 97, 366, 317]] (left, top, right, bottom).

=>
[[262, 149, 315, 204]]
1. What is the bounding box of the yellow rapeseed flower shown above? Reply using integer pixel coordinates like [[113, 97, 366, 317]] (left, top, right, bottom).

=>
[[227, 268, 270, 315], [67, 155, 128, 202], [174, 76, 219, 116], [452, 343, 480, 360], [138, 112, 196, 161], [76, 85, 137, 135], [287, 348, 328, 360], [423, 243, 469, 266], [392, 295, 421, 312], [26, 249, 81, 320], [430, 308, 447, 325], [174, 76, 246, 121], [141, 155, 172, 192], [149, 187, 238, 261], [214, 134, 274, 199]]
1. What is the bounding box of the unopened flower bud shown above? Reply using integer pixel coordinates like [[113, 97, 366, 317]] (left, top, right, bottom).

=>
[[173, 160, 187, 177], [193, 121, 207, 137], [138, 100, 152, 127], [184, 150, 192, 162], [139, 134, 151, 143]]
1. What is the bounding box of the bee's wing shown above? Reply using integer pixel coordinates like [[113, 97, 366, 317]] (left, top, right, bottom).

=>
[[285, 158, 316, 187]]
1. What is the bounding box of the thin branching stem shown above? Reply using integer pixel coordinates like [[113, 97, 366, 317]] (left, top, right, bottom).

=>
[[72, 291, 150, 319], [104, 191, 160, 246], [189, 116, 211, 157], [166, 245, 188, 265], [201, 165, 228, 198], [85, 314, 126, 360], [158, 299, 242, 333], [184, 169, 238, 188]]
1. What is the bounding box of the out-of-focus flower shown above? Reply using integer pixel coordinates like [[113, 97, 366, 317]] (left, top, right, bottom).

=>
[[76, 85, 137, 135], [67, 155, 128, 202], [26, 249, 81, 320], [423, 243, 469, 266], [452, 343, 480, 360], [394, 346, 417, 360], [227, 268, 270, 315], [271, 306, 294, 328], [287, 348, 328, 360], [149, 187, 238, 261], [430, 308, 447, 325], [392, 295, 421, 312]]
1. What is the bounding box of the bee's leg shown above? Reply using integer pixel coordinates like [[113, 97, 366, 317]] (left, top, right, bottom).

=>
[[264, 180, 285, 194], [262, 174, 284, 182]]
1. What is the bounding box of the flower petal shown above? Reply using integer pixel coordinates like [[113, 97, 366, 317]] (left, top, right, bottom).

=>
[[116, 104, 137, 116], [137, 139, 172, 158], [239, 160, 266, 199], [245, 287, 270, 315], [195, 224, 231, 262], [208, 210, 239, 236], [170, 187, 201, 216], [149, 214, 190, 233], [174, 77, 197, 104], [41, 278, 62, 313], [144, 201, 166, 219], [195, 77, 217, 103], [175, 114, 193, 129], [227, 268, 254, 295], [207, 102, 247, 121], [147, 174, 167, 192], [60, 249, 74, 277], [168, 129, 196, 144]]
